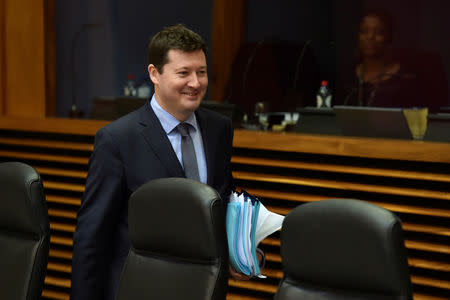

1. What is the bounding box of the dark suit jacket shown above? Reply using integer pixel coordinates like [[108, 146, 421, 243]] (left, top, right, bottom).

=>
[[70, 102, 234, 300]]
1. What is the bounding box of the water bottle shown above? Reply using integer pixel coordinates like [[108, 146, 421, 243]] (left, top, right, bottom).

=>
[[124, 74, 137, 97], [137, 83, 151, 98], [316, 80, 332, 108], [136, 75, 152, 98]]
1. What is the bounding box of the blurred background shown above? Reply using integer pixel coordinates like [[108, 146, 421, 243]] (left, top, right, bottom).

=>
[[52, 0, 449, 117]]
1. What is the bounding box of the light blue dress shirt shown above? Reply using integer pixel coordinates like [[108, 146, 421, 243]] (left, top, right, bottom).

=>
[[150, 95, 207, 184]]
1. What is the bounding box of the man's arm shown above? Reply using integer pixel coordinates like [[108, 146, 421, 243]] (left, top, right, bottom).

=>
[[223, 117, 235, 198], [71, 128, 124, 300]]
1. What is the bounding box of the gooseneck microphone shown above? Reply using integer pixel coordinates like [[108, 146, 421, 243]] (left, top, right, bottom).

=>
[[241, 39, 266, 103], [292, 40, 312, 90]]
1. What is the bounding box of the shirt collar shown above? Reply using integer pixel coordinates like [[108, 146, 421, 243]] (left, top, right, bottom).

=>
[[150, 94, 199, 134]]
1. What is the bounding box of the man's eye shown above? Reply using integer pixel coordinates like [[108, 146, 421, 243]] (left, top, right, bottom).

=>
[[197, 70, 207, 76], [178, 72, 188, 76]]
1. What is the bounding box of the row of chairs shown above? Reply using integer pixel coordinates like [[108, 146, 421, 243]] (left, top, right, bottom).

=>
[[0, 162, 412, 299]]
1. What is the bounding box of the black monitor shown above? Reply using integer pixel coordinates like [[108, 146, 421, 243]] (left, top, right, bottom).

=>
[[200, 100, 241, 122], [333, 105, 412, 139]]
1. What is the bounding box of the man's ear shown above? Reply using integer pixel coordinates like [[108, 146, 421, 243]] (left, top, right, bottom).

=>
[[148, 64, 159, 85]]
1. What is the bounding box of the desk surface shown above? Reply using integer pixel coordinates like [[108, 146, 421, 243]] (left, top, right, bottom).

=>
[[0, 116, 449, 163], [0, 116, 448, 300]]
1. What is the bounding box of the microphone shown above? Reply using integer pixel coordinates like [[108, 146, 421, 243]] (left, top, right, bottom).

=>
[[241, 39, 266, 102], [343, 86, 358, 105], [69, 23, 102, 118], [292, 40, 312, 89]]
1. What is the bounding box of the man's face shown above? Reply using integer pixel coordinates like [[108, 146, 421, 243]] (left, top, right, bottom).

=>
[[359, 15, 387, 58], [149, 49, 208, 121]]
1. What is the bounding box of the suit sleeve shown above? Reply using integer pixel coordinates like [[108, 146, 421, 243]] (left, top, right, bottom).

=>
[[71, 128, 125, 300], [223, 118, 235, 199]]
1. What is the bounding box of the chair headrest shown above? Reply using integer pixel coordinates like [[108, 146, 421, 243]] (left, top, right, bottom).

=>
[[0, 162, 48, 237], [128, 177, 226, 261], [281, 199, 411, 294]]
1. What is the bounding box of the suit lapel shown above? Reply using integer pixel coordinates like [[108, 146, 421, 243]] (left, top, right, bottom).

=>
[[138, 104, 185, 178]]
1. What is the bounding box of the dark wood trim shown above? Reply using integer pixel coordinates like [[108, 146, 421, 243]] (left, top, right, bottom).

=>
[[210, 0, 247, 102], [0, 116, 109, 135], [233, 129, 450, 163], [44, 0, 56, 116], [0, 0, 4, 115], [2, 0, 47, 117], [1, 118, 448, 300], [1, 117, 449, 163]]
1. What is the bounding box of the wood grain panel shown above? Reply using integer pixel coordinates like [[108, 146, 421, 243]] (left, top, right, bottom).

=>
[[0, 150, 89, 164], [0, 0, 4, 115], [46, 195, 81, 206], [44, 276, 71, 289], [44, 0, 55, 116], [50, 222, 76, 233], [49, 249, 72, 260], [243, 188, 450, 218], [232, 156, 450, 182], [4, 0, 46, 117], [0, 119, 448, 300], [41, 290, 70, 300], [210, 0, 246, 101], [234, 171, 450, 200], [47, 262, 71, 274], [0, 116, 108, 135], [36, 167, 87, 179], [0, 137, 93, 151], [233, 129, 450, 163]]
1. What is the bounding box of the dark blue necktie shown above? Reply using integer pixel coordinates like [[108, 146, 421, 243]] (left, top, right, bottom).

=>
[[177, 123, 200, 181]]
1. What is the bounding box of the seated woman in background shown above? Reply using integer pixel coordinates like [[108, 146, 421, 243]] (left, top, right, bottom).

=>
[[343, 9, 447, 112]]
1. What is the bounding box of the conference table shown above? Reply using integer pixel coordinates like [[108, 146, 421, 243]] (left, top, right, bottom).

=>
[[0, 116, 448, 300]]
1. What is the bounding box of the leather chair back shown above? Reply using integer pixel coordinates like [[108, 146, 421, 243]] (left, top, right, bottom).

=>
[[115, 178, 229, 300], [275, 199, 412, 300], [0, 162, 50, 300]]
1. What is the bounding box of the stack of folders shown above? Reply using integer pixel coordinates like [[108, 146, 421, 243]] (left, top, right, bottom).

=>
[[226, 190, 285, 278]]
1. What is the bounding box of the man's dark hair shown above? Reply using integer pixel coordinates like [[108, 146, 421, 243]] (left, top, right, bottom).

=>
[[148, 24, 207, 73]]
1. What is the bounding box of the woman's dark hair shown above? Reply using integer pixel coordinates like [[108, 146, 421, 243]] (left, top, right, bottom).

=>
[[147, 24, 207, 73], [360, 8, 394, 44]]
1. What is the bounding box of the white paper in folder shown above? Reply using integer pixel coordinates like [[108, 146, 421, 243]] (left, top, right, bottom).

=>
[[226, 190, 284, 277]]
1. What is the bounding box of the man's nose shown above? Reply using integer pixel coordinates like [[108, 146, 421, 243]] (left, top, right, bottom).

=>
[[188, 73, 201, 88]]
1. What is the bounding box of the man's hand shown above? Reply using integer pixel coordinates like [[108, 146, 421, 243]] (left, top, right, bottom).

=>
[[229, 265, 251, 280]]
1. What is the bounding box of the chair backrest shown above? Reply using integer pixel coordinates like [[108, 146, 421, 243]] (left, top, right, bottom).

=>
[[274, 199, 412, 300], [0, 161, 50, 300], [115, 178, 229, 300]]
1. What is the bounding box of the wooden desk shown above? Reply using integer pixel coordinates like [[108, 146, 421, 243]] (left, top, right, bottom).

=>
[[0, 117, 448, 300]]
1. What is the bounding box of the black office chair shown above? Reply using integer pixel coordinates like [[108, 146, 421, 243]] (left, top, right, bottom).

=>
[[0, 161, 50, 300], [115, 178, 229, 300], [274, 199, 412, 300]]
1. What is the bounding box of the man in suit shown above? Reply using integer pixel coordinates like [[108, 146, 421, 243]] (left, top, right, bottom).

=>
[[71, 24, 236, 300]]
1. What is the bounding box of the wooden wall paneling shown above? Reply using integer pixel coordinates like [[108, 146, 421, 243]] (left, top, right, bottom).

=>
[[233, 129, 450, 163], [0, 118, 449, 300], [0, 116, 109, 135], [210, 0, 247, 102], [4, 0, 47, 117], [230, 146, 450, 299], [44, 0, 56, 116], [0, 0, 4, 115]]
